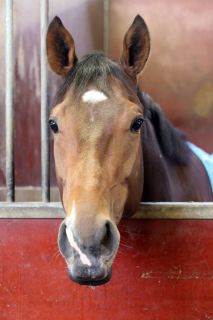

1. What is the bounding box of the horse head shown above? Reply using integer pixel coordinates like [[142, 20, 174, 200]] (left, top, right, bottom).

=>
[[46, 15, 150, 285]]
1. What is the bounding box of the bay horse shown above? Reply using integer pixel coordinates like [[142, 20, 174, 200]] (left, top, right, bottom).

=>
[[46, 15, 212, 286]]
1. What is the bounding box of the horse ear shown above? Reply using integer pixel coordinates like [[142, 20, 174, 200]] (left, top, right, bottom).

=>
[[120, 15, 150, 81], [46, 16, 78, 76]]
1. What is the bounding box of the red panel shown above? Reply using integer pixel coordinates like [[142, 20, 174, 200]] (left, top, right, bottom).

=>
[[1, 219, 213, 320]]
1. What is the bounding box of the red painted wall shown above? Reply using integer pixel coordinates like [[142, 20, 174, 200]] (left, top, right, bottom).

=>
[[1, 219, 213, 320]]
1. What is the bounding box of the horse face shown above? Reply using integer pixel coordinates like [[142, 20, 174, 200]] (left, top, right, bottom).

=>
[[47, 15, 150, 285]]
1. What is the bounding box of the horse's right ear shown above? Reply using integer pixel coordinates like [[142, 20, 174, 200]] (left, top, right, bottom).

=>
[[120, 15, 150, 81], [46, 17, 78, 76]]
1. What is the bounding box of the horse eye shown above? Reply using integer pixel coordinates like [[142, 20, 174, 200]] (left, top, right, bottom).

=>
[[49, 119, 59, 133], [130, 117, 144, 133]]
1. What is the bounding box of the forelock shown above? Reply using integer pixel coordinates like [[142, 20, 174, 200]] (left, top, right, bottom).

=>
[[55, 52, 137, 104]]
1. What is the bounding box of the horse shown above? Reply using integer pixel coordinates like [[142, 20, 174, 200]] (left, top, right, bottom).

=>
[[46, 15, 213, 286]]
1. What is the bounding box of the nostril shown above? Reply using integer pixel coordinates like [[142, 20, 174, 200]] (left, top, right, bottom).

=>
[[88, 222, 113, 257], [101, 222, 112, 248], [100, 221, 119, 256], [58, 221, 71, 258]]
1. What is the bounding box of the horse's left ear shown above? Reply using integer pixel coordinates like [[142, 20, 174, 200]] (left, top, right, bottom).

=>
[[120, 15, 150, 81], [46, 16, 78, 76]]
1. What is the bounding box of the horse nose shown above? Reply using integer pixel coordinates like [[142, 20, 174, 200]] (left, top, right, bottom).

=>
[[58, 218, 120, 285], [65, 218, 120, 262], [71, 219, 120, 259]]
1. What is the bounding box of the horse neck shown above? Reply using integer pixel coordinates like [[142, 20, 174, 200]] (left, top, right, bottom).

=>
[[141, 119, 213, 202], [141, 119, 174, 201]]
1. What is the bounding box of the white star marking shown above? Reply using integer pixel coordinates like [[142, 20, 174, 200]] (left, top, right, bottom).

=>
[[82, 90, 107, 104]]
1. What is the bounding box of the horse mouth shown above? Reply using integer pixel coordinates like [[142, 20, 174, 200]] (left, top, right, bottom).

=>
[[67, 269, 112, 286]]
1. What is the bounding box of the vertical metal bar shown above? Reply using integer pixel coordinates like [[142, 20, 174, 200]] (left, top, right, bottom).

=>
[[103, 0, 109, 55], [5, 0, 15, 202], [40, 0, 50, 202]]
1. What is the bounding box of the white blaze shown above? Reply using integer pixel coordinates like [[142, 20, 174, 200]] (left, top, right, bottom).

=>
[[82, 90, 107, 104], [66, 201, 92, 267], [66, 228, 92, 267]]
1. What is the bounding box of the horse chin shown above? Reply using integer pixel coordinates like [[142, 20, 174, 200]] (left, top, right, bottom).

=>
[[67, 269, 112, 286]]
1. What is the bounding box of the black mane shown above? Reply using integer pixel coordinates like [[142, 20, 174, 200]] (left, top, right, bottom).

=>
[[56, 52, 190, 166], [139, 91, 190, 165]]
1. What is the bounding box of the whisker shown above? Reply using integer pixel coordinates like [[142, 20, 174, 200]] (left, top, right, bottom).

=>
[[116, 247, 127, 256], [119, 242, 133, 249], [50, 245, 62, 263], [116, 252, 125, 257]]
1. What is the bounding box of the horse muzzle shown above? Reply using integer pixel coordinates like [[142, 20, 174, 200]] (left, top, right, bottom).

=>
[[58, 219, 120, 286], [67, 263, 112, 286]]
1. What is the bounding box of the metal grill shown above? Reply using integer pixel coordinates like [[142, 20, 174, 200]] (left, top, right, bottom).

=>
[[2, 0, 55, 216], [5, 0, 50, 202], [1, 0, 212, 219]]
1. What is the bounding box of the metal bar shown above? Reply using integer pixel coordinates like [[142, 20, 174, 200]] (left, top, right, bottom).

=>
[[0, 186, 60, 202], [132, 202, 213, 219], [0, 202, 213, 219], [0, 202, 63, 218], [40, 0, 50, 202], [103, 0, 109, 55], [5, 0, 15, 202]]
